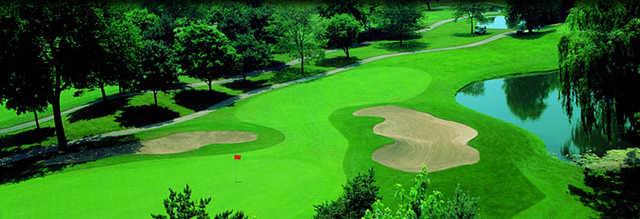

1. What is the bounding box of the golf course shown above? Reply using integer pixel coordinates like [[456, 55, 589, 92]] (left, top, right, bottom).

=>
[[2, 1, 639, 218]]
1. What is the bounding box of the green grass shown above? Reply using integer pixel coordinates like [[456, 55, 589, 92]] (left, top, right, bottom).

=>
[[0, 27, 595, 218]]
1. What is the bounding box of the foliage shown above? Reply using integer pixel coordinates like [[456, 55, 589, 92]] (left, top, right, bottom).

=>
[[502, 73, 557, 121], [318, 0, 367, 25], [558, 0, 640, 143], [573, 148, 640, 217], [373, 3, 422, 43], [363, 168, 479, 219], [272, 6, 326, 74], [232, 33, 272, 79], [174, 21, 239, 90], [314, 168, 380, 219], [324, 14, 363, 58], [152, 185, 248, 219], [506, 0, 574, 32], [137, 40, 179, 106], [453, 0, 489, 34]]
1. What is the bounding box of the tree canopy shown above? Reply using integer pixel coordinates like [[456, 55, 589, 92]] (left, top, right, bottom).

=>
[[506, 0, 574, 32], [453, 0, 489, 34], [273, 7, 326, 74], [174, 21, 239, 90], [324, 14, 363, 58], [138, 40, 179, 106], [374, 3, 422, 43], [558, 0, 640, 142]]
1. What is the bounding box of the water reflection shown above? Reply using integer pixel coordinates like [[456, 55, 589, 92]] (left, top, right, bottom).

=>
[[456, 72, 630, 159], [502, 73, 557, 121], [479, 16, 509, 29]]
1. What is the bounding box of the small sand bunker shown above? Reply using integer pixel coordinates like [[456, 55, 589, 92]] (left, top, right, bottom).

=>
[[138, 131, 257, 154], [354, 105, 479, 172]]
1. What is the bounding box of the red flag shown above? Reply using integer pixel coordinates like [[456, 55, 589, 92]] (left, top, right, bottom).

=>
[[234, 154, 241, 160]]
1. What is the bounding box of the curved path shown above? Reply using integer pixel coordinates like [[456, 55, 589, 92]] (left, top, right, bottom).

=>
[[0, 30, 514, 166], [0, 18, 461, 135]]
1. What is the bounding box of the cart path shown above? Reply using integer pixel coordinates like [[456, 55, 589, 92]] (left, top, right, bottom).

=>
[[0, 30, 515, 166]]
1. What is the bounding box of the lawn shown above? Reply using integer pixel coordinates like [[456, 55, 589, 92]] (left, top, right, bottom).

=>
[[0, 26, 595, 218]]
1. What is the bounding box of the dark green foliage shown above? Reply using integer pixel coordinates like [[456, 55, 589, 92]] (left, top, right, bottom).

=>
[[138, 40, 179, 106], [374, 3, 422, 43], [318, 0, 367, 25], [453, 0, 489, 34], [314, 168, 380, 219], [174, 22, 238, 90], [324, 14, 363, 58], [572, 148, 640, 218], [506, 0, 574, 32], [446, 186, 480, 219], [151, 185, 212, 219], [272, 7, 325, 74], [502, 73, 557, 121], [558, 0, 640, 143], [233, 33, 272, 79], [152, 185, 249, 219]]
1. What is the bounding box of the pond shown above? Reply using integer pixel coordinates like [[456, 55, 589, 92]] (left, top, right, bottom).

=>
[[456, 72, 629, 160], [479, 16, 509, 29]]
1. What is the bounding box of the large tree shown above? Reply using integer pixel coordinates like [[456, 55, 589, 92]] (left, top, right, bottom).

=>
[[0, 15, 50, 129], [2, 3, 107, 149], [174, 22, 238, 90], [138, 40, 179, 106], [233, 33, 272, 80], [273, 7, 326, 74], [324, 14, 363, 58], [558, 0, 640, 143], [453, 0, 489, 34], [374, 3, 422, 44]]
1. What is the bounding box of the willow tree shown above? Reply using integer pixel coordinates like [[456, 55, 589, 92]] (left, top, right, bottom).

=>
[[558, 0, 640, 142]]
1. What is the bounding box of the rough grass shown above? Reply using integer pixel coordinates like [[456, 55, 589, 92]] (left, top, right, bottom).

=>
[[0, 26, 596, 218]]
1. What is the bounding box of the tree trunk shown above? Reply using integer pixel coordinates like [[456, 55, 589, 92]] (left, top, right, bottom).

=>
[[207, 79, 213, 91], [51, 82, 68, 150], [33, 111, 40, 130], [99, 83, 108, 103], [470, 16, 474, 34], [242, 72, 247, 81], [300, 56, 305, 74], [344, 47, 350, 58], [427, 1, 432, 10], [153, 90, 158, 107]]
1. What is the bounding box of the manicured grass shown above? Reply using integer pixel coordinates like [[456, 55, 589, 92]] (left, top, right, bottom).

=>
[[0, 26, 595, 218]]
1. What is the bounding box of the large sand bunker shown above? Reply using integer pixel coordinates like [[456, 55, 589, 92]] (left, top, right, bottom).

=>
[[354, 105, 479, 172], [138, 131, 257, 154]]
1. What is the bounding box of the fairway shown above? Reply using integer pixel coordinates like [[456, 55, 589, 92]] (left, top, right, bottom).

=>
[[0, 27, 596, 218]]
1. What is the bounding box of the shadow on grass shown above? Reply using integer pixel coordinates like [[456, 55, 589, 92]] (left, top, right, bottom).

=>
[[315, 56, 361, 68], [0, 128, 55, 149], [116, 105, 179, 128], [510, 29, 557, 40], [67, 97, 131, 123], [375, 41, 429, 52], [0, 135, 140, 184], [222, 79, 268, 93], [174, 90, 235, 111], [271, 67, 325, 84]]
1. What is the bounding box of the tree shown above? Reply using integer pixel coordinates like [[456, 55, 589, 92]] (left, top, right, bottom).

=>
[[314, 168, 380, 219], [174, 22, 239, 91], [374, 3, 422, 44], [558, 0, 640, 142], [233, 33, 272, 80], [453, 0, 489, 34], [363, 168, 479, 218], [0, 15, 50, 129], [324, 14, 363, 58], [138, 40, 179, 106], [1, 3, 108, 149], [273, 7, 326, 74], [318, 0, 367, 25], [506, 0, 574, 33], [152, 184, 248, 219]]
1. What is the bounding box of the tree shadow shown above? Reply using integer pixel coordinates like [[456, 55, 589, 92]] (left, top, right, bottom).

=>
[[452, 32, 493, 38], [375, 41, 429, 52], [67, 97, 131, 123], [0, 135, 141, 184], [174, 90, 235, 111], [0, 127, 55, 149], [315, 57, 361, 68], [115, 105, 180, 128], [271, 67, 325, 84], [222, 79, 268, 93], [511, 29, 557, 40]]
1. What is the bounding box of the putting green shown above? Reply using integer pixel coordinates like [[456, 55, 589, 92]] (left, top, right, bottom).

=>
[[0, 28, 595, 218]]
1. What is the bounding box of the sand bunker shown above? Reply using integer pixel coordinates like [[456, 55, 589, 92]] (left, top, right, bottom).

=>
[[354, 105, 479, 172], [138, 131, 257, 154]]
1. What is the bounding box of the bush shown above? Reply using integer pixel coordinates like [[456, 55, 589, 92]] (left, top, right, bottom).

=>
[[152, 185, 248, 219], [314, 168, 380, 219]]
